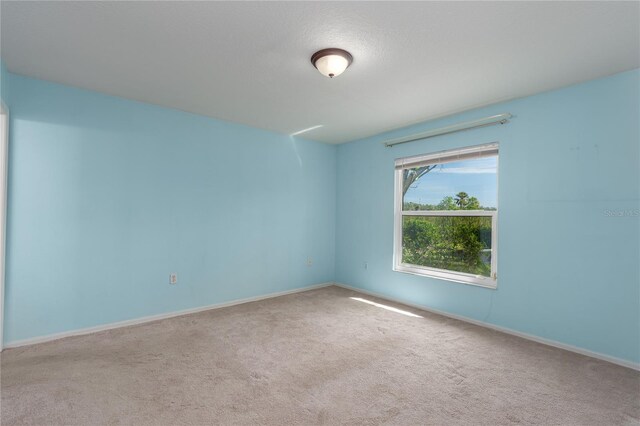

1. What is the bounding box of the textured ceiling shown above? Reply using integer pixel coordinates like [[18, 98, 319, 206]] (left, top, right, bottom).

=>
[[1, 1, 638, 144]]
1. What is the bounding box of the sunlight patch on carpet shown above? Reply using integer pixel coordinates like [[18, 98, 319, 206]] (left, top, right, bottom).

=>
[[349, 297, 423, 318]]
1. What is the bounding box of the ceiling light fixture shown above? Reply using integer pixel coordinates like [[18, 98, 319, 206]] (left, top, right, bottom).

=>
[[311, 48, 353, 78]]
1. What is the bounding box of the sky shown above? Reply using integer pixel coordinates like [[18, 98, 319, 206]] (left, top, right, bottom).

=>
[[404, 156, 497, 208]]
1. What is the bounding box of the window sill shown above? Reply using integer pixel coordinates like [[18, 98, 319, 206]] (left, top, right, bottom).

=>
[[393, 264, 497, 289]]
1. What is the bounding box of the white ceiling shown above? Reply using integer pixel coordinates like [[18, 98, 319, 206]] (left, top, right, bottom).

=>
[[1, 1, 638, 144]]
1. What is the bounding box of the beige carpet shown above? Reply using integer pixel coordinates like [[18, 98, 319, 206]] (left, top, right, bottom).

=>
[[1, 286, 639, 425]]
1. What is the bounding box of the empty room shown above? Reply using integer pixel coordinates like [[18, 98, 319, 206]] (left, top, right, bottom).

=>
[[0, 1, 638, 425]]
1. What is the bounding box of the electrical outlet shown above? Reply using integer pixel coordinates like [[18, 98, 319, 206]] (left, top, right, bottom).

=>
[[169, 273, 178, 284], [364, 261, 368, 270], [306, 257, 313, 267]]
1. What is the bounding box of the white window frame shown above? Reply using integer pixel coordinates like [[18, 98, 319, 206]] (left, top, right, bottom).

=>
[[393, 143, 498, 289], [0, 102, 8, 350]]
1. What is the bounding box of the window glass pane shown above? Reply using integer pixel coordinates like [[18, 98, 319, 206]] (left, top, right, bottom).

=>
[[402, 156, 497, 211], [402, 215, 492, 277]]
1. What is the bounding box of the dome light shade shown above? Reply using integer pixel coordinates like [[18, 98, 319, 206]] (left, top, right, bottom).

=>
[[311, 48, 353, 78]]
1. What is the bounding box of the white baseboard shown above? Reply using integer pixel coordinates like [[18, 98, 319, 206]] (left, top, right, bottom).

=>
[[3, 282, 333, 350], [333, 282, 640, 371], [6, 281, 637, 371]]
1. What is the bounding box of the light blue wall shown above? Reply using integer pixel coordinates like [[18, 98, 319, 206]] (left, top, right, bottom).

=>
[[2, 72, 336, 344], [336, 69, 640, 364], [3, 66, 638, 365]]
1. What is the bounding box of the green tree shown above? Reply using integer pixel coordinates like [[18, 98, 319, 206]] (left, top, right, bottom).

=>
[[453, 192, 482, 210], [437, 196, 457, 210], [466, 196, 481, 210], [402, 193, 492, 277], [455, 192, 469, 208]]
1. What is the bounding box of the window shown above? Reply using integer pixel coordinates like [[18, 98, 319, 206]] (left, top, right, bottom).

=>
[[393, 143, 498, 288]]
